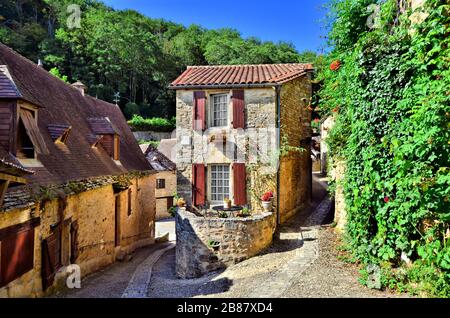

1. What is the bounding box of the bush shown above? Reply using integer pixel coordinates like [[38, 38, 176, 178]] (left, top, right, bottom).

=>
[[124, 102, 141, 119], [128, 115, 176, 132], [319, 0, 450, 297]]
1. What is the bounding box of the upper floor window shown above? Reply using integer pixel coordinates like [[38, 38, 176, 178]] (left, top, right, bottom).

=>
[[211, 94, 228, 127], [17, 109, 36, 159], [156, 179, 166, 189]]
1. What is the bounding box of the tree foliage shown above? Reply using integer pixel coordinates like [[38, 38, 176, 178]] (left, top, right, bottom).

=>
[[319, 0, 450, 296], [0, 0, 320, 119]]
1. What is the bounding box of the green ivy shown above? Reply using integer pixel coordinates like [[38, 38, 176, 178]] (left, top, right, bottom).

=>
[[319, 0, 450, 296]]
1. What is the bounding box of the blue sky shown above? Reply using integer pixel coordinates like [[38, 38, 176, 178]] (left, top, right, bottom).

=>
[[102, 0, 329, 53]]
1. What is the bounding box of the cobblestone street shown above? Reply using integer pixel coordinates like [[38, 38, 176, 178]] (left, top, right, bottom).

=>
[[55, 173, 407, 298]]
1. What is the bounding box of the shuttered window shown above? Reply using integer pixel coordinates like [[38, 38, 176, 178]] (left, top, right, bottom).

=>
[[18, 108, 49, 156], [193, 91, 206, 131], [233, 163, 247, 205], [192, 164, 206, 206], [211, 94, 228, 127], [210, 164, 230, 202], [0, 225, 35, 288], [127, 188, 132, 216], [41, 229, 62, 291], [232, 90, 245, 129]]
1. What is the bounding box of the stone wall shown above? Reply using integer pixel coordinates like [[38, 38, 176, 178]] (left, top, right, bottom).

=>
[[155, 170, 177, 220], [175, 208, 276, 278], [133, 131, 174, 142], [278, 75, 313, 223], [0, 174, 156, 298]]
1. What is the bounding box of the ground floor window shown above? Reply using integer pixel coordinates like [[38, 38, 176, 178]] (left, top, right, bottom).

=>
[[209, 164, 230, 203]]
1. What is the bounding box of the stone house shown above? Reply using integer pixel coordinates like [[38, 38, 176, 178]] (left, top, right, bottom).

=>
[[144, 145, 176, 220], [0, 44, 156, 297], [170, 63, 314, 224]]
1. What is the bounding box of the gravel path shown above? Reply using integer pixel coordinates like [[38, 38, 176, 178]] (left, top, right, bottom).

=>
[[147, 174, 407, 298]]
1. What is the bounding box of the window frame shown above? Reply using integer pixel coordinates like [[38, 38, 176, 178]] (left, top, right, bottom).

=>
[[208, 164, 231, 205], [156, 179, 166, 189], [209, 93, 230, 128]]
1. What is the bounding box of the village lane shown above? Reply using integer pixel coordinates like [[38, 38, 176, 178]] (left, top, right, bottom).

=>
[[54, 173, 406, 298]]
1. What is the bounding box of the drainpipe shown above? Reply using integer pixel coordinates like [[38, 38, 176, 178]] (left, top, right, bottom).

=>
[[275, 86, 282, 230]]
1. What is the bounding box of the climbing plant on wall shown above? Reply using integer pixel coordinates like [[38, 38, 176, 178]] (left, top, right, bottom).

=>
[[319, 0, 450, 296]]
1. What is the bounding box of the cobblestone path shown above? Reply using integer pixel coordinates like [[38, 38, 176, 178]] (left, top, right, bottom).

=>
[[56, 173, 407, 298]]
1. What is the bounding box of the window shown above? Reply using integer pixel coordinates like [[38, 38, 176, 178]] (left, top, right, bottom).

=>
[[17, 114, 35, 159], [156, 179, 166, 189], [211, 94, 228, 127], [210, 164, 230, 202], [0, 223, 36, 288]]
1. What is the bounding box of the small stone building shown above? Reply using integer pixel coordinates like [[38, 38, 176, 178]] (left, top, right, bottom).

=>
[[0, 44, 156, 297], [144, 145, 176, 220], [170, 64, 313, 224]]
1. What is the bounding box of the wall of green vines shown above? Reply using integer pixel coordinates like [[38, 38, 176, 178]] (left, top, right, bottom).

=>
[[319, 0, 450, 296]]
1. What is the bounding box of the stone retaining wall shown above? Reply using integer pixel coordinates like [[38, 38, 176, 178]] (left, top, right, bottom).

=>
[[175, 208, 276, 278]]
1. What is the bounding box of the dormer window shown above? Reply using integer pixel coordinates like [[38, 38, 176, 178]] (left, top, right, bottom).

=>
[[17, 113, 35, 159], [47, 124, 71, 144], [88, 117, 120, 161], [14, 103, 49, 166]]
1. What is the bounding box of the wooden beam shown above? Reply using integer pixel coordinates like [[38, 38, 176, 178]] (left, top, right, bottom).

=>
[[0, 180, 10, 208], [0, 172, 27, 184]]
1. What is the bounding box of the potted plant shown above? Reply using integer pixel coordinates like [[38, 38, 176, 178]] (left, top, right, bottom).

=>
[[237, 207, 250, 218], [177, 197, 186, 208], [223, 197, 232, 209], [261, 191, 274, 212]]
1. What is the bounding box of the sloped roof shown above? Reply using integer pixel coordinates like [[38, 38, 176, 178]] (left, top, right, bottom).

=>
[[0, 43, 152, 192], [145, 146, 176, 171], [0, 65, 21, 98], [170, 63, 314, 89], [0, 146, 34, 177]]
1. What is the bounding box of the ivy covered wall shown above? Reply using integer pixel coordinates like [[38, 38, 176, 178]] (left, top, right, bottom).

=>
[[319, 0, 449, 296]]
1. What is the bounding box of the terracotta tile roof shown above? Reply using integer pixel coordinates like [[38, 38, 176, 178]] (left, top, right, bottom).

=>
[[0, 43, 152, 197], [170, 63, 314, 89]]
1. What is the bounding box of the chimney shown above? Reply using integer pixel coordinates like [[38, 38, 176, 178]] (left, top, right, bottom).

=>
[[37, 59, 43, 67], [71, 81, 87, 96]]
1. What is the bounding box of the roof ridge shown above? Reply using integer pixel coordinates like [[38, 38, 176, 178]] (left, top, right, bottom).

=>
[[187, 63, 310, 69]]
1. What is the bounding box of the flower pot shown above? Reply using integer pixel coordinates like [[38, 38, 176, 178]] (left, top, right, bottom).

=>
[[262, 200, 272, 212], [223, 201, 231, 209]]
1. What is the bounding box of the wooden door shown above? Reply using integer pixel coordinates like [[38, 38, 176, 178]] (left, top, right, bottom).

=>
[[115, 195, 121, 247]]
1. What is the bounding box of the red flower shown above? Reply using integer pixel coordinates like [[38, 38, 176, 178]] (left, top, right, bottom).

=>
[[314, 118, 320, 123], [384, 197, 390, 203], [330, 60, 341, 71], [261, 191, 274, 202]]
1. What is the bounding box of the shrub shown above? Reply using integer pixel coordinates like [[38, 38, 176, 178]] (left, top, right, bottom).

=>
[[128, 115, 176, 132]]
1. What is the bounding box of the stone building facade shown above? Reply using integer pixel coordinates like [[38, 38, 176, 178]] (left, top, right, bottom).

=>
[[170, 64, 314, 224], [0, 44, 156, 297]]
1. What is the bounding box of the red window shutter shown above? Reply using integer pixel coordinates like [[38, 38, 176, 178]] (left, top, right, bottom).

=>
[[233, 163, 247, 205], [232, 90, 245, 129], [0, 227, 35, 287], [192, 164, 206, 206], [193, 91, 206, 131]]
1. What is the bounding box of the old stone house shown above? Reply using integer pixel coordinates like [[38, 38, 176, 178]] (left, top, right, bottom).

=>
[[144, 145, 176, 220], [0, 44, 156, 297], [170, 63, 314, 224]]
